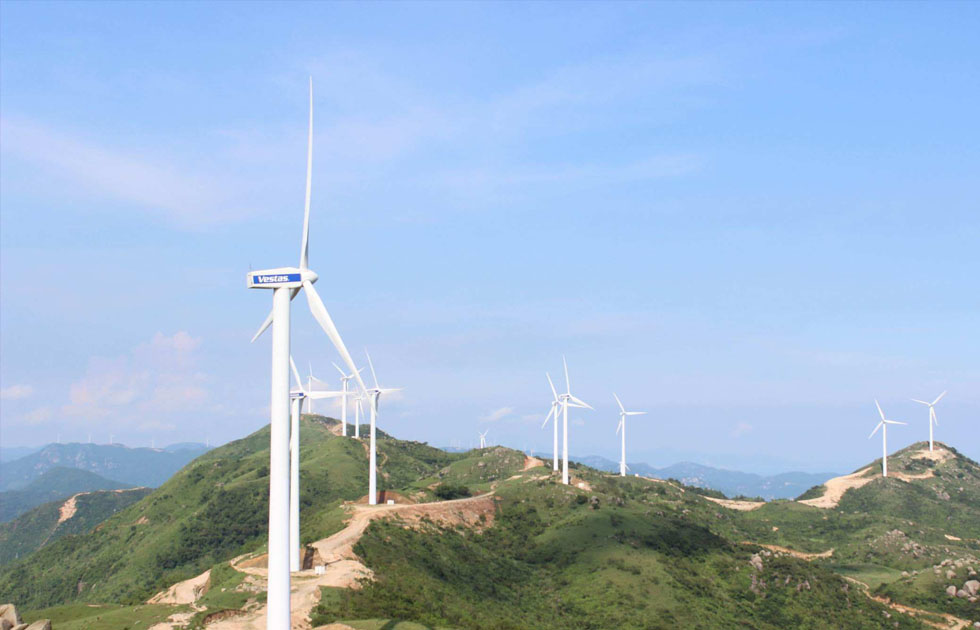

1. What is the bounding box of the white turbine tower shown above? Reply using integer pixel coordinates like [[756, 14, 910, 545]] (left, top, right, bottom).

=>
[[332, 362, 364, 437], [246, 79, 367, 629], [479, 430, 489, 449], [558, 357, 592, 485], [911, 391, 946, 452], [541, 373, 561, 471], [613, 393, 646, 478], [364, 350, 402, 505], [288, 357, 343, 572], [869, 400, 906, 478]]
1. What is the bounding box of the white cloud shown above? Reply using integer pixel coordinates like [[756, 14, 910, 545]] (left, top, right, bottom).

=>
[[22, 406, 53, 426], [732, 422, 753, 438], [62, 331, 209, 428], [0, 384, 33, 400], [0, 117, 263, 229], [480, 406, 514, 423]]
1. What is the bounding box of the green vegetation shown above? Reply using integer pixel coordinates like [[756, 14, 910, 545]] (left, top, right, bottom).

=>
[[0, 467, 133, 522], [20, 603, 181, 630], [313, 471, 923, 630], [0, 486, 152, 565], [0, 416, 465, 609]]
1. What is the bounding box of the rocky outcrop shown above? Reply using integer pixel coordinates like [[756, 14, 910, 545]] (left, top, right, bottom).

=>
[[0, 604, 51, 630]]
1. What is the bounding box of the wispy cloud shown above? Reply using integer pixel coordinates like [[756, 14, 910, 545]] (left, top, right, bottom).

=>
[[59, 331, 209, 428], [732, 422, 753, 438], [0, 384, 34, 400], [480, 406, 514, 423], [0, 117, 263, 229]]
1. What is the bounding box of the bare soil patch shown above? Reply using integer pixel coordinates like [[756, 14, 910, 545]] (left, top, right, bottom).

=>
[[705, 496, 766, 511], [798, 467, 874, 509]]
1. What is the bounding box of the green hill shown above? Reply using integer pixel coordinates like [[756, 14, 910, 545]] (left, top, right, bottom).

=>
[[0, 486, 152, 565], [0, 442, 209, 491], [727, 442, 980, 623], [0, 416, 481, 609], [3, 424, 975, 630], [0, 467, 133, 522]]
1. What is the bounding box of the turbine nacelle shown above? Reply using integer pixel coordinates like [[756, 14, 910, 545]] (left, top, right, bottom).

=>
[[247, 267, 319, 289]]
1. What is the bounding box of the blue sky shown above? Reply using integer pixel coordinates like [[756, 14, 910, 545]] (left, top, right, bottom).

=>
[[1, 2, 977, 473]]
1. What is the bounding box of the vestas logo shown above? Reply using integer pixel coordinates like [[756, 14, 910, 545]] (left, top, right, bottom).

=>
[[252, 273, 301, 284]]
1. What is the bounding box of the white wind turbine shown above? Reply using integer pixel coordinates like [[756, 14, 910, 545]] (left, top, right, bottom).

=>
[[869, 400, 906, 478], [364, 350, 402, 505], [479, 430, 489, 449], [558, 357, 592, 485], [911, 391, 946, 452], [332, 362, 365, 437], [246, 78, 367, 628], [288, 357, 343, 572], [541, 374, 561, 471], [613, 393, 646, 478]]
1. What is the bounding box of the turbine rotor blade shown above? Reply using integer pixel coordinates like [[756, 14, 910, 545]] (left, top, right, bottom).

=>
[[332, 362, 347, 378], [546, 373, 558, 401], [626, 411, 646, 416], [884, 420, 907, 425], [869, 422, 883, 439], [874, 399, 885, 421], [563, 355, 570, 394], [932, 391, 947, 405], [299, 77, 313, 270], [568, 394, 593, 410], [542, 406, 555, 429], [250, 287, 301, 342], [302, 280, 368, 393], [365, 349, 380, 389], [616, 419, 623, 434], [613, 393, 625, 413], [910, 399, 930, 406], [289, 356, 303, 390]]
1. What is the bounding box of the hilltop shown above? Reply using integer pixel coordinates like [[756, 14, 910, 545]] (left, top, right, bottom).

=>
[[0, 486, 152, 565], [0, 442, 209, 491], [0, 467, 133, 522], [4, 421, 969, 629], [721, 442, 980, 624], [576, 455, 837, 500]]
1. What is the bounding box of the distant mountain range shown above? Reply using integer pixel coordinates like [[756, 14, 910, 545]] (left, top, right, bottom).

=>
[[0, 467, 133, 522], [570, 455, 838, 500], [0, 442, 210, 492]]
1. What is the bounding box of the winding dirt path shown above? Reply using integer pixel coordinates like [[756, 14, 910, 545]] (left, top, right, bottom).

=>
[[843, 577, 971, 630], [705, 496, 766, 511], [203, 493, 497, 630], [741, 541, 834, 560], [798, 467, 874, 509]]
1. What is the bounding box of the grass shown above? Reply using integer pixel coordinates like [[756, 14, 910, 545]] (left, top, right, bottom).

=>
[[21, 603, 182, 629]]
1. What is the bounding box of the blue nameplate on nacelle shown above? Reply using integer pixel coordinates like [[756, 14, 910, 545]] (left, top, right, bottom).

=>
[[290, 391, 306, 399], [251, 273, 301, 285]]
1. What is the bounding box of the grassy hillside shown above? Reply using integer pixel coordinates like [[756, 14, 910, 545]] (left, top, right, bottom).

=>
[[0, 442, 208, 491], [0, 487, 152, 565], [0, 416, 467, 609], [0, 467, 133, 522], [732, 442, 980, 621], [313, 466, 923, 630]]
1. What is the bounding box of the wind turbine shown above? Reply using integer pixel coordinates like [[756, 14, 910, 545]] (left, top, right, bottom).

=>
[[364, 350, 402, 505], [333, 362, 365, 437], [288, 357, 343, 572], [246, 79, 367, 629], [911, 391, 946, 452], [479, 430, 489, 449], [558, 357, 592, 485], [613, 393, 646, 478], [869, 400, 906, 477], [541, 373, 561, 471]]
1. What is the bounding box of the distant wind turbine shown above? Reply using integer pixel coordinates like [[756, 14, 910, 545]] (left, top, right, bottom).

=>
[[869, 400, 906, 477], [542, 373, 561, 472], [559, 357, 592, 485], [364, 350, 402, 505], [613, 393, 646, 478], [911, 391, 946, 452], [333, 362, 365, 437], [246, 78, 367, 629], [479, 430, 489, 449], [289, 356, 343, 571]]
